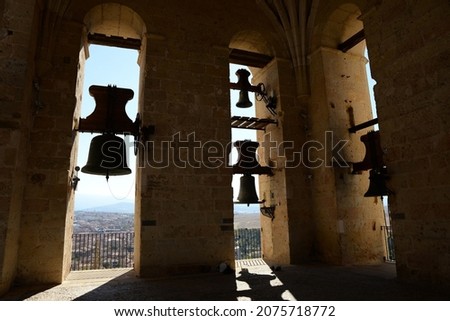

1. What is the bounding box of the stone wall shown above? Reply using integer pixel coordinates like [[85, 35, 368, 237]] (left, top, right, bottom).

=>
[[0, 0, 39, 293], [363, 0, 450, 285]]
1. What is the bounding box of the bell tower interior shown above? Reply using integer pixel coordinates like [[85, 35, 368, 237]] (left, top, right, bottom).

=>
[[0, 0, 448, 300]]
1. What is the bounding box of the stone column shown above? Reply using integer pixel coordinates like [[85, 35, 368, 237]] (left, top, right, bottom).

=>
[[308, 47, 385, 264], [135, 39, 234, 277], [362, 0, 450, 286], [254, 58, 313, 265]]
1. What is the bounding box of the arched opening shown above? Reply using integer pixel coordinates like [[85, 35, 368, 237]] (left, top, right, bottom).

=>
[[72, 45, 139, 271], [364, 45, 394, 263], [308, 3, 391, 265], [229, 32, 269, 263], [229, 63, 261, 261], [69, 3, 147, 273], [229, 31, 292, 265]]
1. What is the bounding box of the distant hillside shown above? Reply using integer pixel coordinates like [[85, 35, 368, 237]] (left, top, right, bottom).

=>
[[78, 202, 134, 213], [233, 203, 260, 214], [74, 193, 134, 212], [77, 201, 259, 215]]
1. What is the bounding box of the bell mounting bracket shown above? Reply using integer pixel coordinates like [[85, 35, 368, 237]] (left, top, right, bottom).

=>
[[229, 69, 277, 115], [76, 85, 154, 155]]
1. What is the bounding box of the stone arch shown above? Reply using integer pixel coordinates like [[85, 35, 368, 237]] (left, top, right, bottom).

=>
[[229, 30, 274, 57], [307, 2, 387, 265], [81, 3, 148, 65], [322, 3, 365, 55], [84, 3, 147, 40], [310, 2, 368, 56]]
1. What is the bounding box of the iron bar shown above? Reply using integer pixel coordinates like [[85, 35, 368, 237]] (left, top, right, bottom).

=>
[[71, 232, 135, 271], [234, 228, 262, 260], [348, 117, 378, 133], [231, 116, 278, 130], [87, 33, 142, 50], [338, 29, 365, 52], [229, 48, 273, 68], [381, 226, 396, 262], [72, 229, 261, 270]]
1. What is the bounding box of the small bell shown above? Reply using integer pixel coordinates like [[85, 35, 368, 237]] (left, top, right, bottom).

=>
[[236, 90, 252, 108], [236, 173, 260, 205], [234, 69, 253, 108]]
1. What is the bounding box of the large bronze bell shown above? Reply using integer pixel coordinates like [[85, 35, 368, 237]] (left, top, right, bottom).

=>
[[236, 90, 252, 108], [81, 133, 131, 179], [237, 173, 260, 205], [364, 168, 391, 197]]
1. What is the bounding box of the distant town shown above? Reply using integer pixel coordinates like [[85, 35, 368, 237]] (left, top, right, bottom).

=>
[[71, 203, 261, 270], [73, 202, 261, 233], [73, 211, 134, 233]]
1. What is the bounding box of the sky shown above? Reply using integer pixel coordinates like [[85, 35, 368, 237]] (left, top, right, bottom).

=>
[[75, 45, 138, 209], [75, 45, 257, 210]]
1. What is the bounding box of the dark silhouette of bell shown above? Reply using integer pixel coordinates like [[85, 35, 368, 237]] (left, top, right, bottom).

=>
[[237, 173, 260, 205], [352, 131, 384, 173], [233, 140, 260, 170], [364, 168, 391, 197], [236, 90, 252, 108], [81, 133, 131, 179], [234, 69, 253, 108]]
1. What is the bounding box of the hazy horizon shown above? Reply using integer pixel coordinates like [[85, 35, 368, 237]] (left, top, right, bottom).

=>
[[75, 193, 260, 214]]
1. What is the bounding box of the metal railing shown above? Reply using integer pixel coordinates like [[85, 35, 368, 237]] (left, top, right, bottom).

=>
[[381, 226, 396, 262], [235, 228, 262, 260], [71, 228, 262, 271], [71, 232, 134, 271]]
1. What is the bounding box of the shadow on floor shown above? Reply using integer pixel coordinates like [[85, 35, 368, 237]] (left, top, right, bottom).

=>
[[73, 271, 238, 301], [270, 264, 449, 301], [2, 262, 449, 301]]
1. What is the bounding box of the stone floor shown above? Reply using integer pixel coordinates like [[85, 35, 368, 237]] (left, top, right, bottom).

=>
[[2, 260, 449, 301]]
